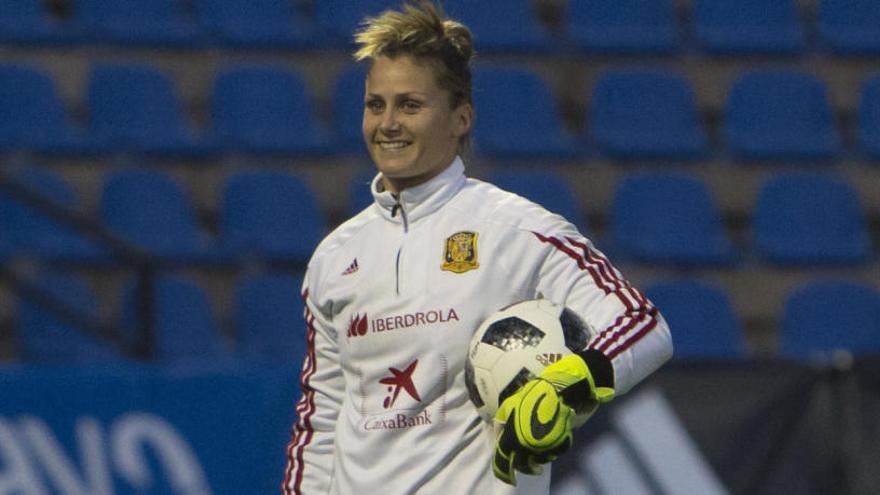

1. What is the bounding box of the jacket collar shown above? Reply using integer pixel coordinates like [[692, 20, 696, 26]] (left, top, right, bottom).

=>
[[371, 157, 466, 224]]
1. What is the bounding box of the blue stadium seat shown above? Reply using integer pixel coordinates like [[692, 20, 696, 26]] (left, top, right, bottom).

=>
[[16, 273, 122, 362], [724, 71, 840, 161], [314, 0, 400, 46], [73, 0, 202, 46], [444, 0, 556, 52], [0, 167, 105, 262], [210, 65, 330, 154], [859, 74, 880, 160], [754, 174, 870, 266], [0, 0, 72, 44], [781, 280, 880, 359], [609, 173, 734, 266], [645, 279, 747, 359], [219, 171, 324, 264], [589, 70, 708, 159], [332, 65, 369, 154], [693, 0, 804, 54], [87, 64, 207, 156], [347, 167, 377, 216], [0, 65, 87, 154], [565, 0, 680, 54], [235, 274, 307, 363], [472, 67, 577, 158], [123, 275, 229, 362], [488, 170, 589, 235], [195, 0, 318, 49], [100, 170, 216, 262], [818, 0, 880, 55]]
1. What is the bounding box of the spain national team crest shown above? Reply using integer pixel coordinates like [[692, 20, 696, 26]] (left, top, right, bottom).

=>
[[442, 231, 479, 273]]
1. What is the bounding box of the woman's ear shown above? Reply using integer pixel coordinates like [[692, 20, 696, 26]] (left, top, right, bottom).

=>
[[454, 103, 474, 137]]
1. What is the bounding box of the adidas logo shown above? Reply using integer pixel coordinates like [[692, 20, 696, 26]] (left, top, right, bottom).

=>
[[536, 353, 564, 366], [342, 258, 359, 275]]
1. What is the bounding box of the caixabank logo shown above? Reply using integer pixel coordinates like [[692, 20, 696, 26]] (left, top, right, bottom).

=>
[[362, 359, 436, 431]]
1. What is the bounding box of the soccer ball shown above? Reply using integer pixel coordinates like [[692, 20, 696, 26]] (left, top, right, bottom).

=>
[[464, 299, 593, 423]]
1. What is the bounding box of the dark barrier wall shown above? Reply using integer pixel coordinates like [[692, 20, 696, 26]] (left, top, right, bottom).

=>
[[1, 361, 878, 494], [553, 360, 880, 495]]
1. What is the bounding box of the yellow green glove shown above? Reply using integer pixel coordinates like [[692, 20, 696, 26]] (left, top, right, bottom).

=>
[[492, 351, 615, 486]]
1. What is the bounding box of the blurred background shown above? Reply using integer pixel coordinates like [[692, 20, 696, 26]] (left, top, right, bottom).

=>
[[0, 0, 878, 494]]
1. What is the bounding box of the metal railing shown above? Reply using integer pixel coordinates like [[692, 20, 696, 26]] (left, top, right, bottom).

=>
[[0, 168, 157, 360]]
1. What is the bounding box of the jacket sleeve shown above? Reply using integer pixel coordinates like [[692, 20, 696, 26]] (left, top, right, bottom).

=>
[[528, 229, 673, 395], [283, 268, 344, 495]]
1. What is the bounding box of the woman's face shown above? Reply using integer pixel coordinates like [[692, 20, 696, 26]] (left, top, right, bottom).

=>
[[363, 55, 472, 194]]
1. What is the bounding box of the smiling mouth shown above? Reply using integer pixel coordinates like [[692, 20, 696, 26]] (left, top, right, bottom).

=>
[[377, 141, 412, 151]]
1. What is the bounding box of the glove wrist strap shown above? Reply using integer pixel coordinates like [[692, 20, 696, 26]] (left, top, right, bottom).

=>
[[576, 349, 614, 389]]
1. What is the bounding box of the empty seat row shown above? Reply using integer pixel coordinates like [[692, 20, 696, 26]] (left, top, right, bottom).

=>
[[646, 278, 880, 360], [0, 167, 323, 264], [13, 271, 880, 363], [473, 67, 880, 161], [14, 272, 306, 364], [0, 63, 329, 156], [4, 62, 880, 161], [2, 0, 879, 55], [1, 166, 875, 267]]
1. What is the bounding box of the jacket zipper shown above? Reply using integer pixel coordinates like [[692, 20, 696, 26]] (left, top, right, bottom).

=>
[[391, 198, 408, 294]]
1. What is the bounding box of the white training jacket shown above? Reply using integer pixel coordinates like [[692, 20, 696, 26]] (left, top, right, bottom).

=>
[[283, 157, 672, 495]]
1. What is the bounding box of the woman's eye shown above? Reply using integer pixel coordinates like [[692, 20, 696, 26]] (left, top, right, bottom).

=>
[[402, 101, 421, 112], [366, 100, 383, 112]]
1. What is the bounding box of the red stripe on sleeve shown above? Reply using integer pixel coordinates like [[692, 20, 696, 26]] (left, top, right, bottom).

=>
[[283, 290, 319, 495], [533, 232, 660, 360]]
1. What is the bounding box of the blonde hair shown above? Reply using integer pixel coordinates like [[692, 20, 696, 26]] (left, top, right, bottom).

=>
[[353, 1, 474, 109]]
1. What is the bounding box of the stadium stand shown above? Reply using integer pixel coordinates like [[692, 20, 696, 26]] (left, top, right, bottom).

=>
[[15, 272, 121, 362], [645, 279, 747, 359], [817, 0, 880, 55], [472, 66, 578, 158], [589, 69, 708, 160], [332, 65, 370, 154], [564, 0, 680, 54], [754, 174, 871, 266], [100, 169, 216, 262], [723, 70, 840, 161], [313, 0, 401, 46], [0, 64, 88, 154], [195, 0, 318, 50], [72, 0, 202, 47], [87, 63, 208, 156], [859, 74, 880, 160], [347, 166, 379, 216], [488, 170, 589, 235], [609, 173, 734, 266], [219, 170, 324, 264], [122, 275, 229, 362], [235, 274, 306, 363], [444, 0, 557, 52], [780, 280, 880, 359], [210, 65, 330, 155], [1, 0, 879, 365], [0, 0, 72, 45], [692, 0, 804, 54], [0, 167, 103, 262]]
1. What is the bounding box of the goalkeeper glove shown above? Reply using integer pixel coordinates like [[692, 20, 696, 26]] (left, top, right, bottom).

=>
[[492, 350, 615, 486]]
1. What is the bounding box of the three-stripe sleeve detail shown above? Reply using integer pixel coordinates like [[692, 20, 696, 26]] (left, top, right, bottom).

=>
[[532, 233, 659, 359], [283, 289, 318, 495]]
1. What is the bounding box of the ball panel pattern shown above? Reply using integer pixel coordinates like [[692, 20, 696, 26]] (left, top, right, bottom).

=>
[[481, 316, 545, 351]]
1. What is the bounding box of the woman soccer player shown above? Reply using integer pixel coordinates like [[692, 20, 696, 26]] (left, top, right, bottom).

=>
[[283, 2, 672, 493]]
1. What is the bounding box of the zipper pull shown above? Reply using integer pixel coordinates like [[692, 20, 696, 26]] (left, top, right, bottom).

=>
[[391, 203, 401, 217]]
